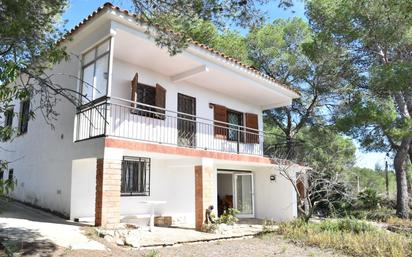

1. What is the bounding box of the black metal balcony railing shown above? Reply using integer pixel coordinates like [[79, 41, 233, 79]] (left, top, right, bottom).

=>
[[75, 97, 303, 159]]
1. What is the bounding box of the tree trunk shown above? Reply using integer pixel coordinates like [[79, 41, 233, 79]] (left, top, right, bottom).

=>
[[394, 138, 411, 218]]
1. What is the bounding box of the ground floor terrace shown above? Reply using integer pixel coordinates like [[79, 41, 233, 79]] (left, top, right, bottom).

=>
[[70, 137, 299, 229]]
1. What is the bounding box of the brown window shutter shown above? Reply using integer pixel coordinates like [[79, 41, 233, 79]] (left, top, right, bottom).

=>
[[213, 104, 227, 138], [131, 73, 138, 108], [155, 83, 166, 119], [245, 113, 259, 144]]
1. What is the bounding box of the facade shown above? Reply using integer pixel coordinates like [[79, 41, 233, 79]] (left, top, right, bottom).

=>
[[0, 3, 302, 229]]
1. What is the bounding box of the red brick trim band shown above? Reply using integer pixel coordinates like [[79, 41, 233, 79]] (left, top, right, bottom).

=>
[[105, 138, 276, 164]]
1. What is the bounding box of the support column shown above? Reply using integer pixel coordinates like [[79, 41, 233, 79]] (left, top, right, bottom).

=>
[[195, 164, 214, 231], [95, 158, 121, 227]]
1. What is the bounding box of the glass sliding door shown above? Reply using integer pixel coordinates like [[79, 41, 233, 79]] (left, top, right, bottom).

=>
[[234, 173, 254, 217]]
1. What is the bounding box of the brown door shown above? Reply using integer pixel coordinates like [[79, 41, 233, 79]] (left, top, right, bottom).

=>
[[177, 93, 196, 147]]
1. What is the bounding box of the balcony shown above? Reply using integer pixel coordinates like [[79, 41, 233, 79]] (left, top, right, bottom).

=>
[[75, 97, 303, 159]]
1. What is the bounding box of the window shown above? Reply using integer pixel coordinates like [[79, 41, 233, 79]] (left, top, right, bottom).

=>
[[18, 100, 30, 135], [4, 107, 13, 127], [227, 110, 243, 141], [130, 73, 166, 119], [8, 169, 13, 181], [135, 83, 157, 116], [81, 39, 110, 104], [121, 157, 150, 196]]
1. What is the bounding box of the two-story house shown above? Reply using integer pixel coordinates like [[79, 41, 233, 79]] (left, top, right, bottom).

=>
[[1, 3, 301, 229]]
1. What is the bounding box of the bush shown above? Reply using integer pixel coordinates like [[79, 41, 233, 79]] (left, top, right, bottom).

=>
[[217, 208, 239, 225], [278, 218, 412, 257], [319, 218, 376, 234], [366, 208, 395, 222], [357, 188, 381, 210], [350, 208, 395, 222]]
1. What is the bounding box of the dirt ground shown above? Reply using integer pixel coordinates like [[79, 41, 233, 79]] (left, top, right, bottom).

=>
[[57, 233, 345, 257]]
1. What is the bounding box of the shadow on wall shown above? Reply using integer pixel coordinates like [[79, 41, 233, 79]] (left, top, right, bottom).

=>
[[0, 199, 83, 226], [0, 225, 58, 257]]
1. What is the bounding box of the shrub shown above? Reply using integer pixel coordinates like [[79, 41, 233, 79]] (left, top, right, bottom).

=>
[[278, 218, 412, 257], [366, 208, 395, 222], [262, 219, 277, 232], [318, 218, 376, 234], [201, 223, 218, 233], [217, 208, 239, 225], [357, 188, 381, 210]]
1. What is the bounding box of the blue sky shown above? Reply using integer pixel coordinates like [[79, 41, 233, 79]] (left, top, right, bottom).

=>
[[62, 1, 385, 170], [62, 0, 306, 31]]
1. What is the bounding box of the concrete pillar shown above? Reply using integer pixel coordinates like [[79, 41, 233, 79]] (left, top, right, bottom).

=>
[[95, 158, 121, 227], [194, 164, 214, 230]]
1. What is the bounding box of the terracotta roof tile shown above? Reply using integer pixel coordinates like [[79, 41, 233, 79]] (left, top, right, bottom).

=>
[[59, 2, 298, 95]]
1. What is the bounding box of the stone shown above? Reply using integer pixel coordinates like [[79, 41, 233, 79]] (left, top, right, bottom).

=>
[[104, 235, 114, 243], [115, 238, 125, 246], [125, 232, 140, 248]]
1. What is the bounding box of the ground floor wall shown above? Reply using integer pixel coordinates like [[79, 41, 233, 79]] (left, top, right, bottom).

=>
[[69, 145, 298, 227], [253, 166, 298, 221], [3, 138, 105, 218]]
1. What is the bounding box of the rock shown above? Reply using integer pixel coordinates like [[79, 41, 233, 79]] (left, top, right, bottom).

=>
[[115, 238, 125, 246], [104, 235, 114, 243], [125, 232, 140, 248]]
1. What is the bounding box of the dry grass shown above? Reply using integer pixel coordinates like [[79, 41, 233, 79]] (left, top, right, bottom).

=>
[[386, 217, 412, 228], [278, 219, 412, 257]]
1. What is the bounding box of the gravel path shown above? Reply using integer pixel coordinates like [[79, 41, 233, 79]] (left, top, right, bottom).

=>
[[62, 233, 345, 257]]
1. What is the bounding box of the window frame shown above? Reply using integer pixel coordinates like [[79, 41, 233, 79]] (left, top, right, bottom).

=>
[[4, 107, 14, 127], [8, 169, 13, 181], [132, 83, 164, 119], [227, 109, 244, 142], [120, 156, 151, 197], [80, 39, 111, 105], [18, 99, 30, 135]]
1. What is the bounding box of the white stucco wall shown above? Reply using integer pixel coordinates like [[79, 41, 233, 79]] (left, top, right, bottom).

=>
[[0, 21, 111, 216], [253, 166, 298, 221], [70, 158, 97, 220], [104, 147, 197, 226]]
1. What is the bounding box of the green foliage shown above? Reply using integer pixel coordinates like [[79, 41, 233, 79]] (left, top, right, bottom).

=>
[[217, 208, 239, 225], [346, 167, 396, 195], [299, 126, 356, 172], [1, 0, 69, 141], [0, 178, 15, 197], [279, 218, 412, 257], [356, 189, 381, 210], [201, 223, 218, 233], [132, 0, 296, 54], [318, 218, 376, 234], [307, 0, 412, 218]]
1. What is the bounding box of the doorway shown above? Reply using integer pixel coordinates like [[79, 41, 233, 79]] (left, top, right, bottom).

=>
[[177, 93, 196, 147], [217, 170, 255, 218]]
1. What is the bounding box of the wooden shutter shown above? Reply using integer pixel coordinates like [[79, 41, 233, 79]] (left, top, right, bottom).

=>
[[213, 104, 228, 138], [155, 83, 166, 119], [131, 73, 138, 108], [245, 113, 259, 144]]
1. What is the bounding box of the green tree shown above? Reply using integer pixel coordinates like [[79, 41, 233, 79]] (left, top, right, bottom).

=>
[[131, 0, 295, 54], [306, 0, 412, 218], [0, 0, 70, 196], [247, 18, 355, 157]]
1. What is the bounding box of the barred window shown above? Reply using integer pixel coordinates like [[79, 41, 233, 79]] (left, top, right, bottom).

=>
[[121, 157, 150, 196]]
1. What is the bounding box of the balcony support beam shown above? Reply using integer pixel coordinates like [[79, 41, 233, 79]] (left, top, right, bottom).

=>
[[170, 65, 209, 82]]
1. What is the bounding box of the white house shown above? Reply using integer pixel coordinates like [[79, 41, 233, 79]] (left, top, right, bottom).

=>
[[0, 3, 301, 229]]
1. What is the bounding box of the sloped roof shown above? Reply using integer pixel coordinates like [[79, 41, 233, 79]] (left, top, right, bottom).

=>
[[59, 2, 298, 95]]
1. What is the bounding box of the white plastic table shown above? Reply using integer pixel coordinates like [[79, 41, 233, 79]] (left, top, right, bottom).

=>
[[138, 200, 166, 231]]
